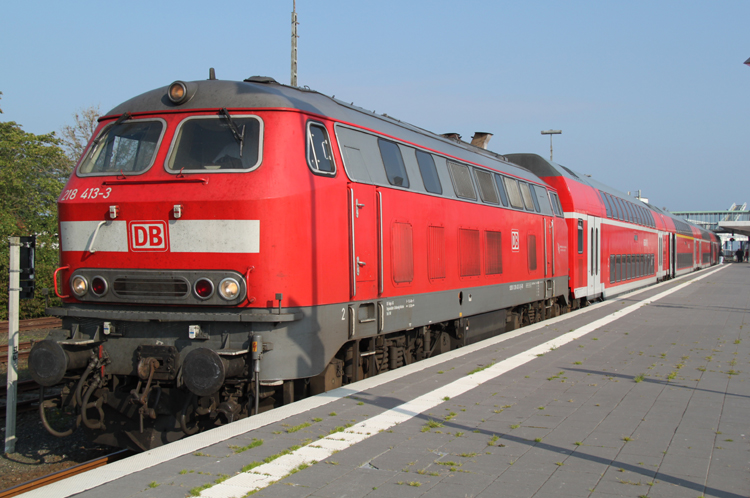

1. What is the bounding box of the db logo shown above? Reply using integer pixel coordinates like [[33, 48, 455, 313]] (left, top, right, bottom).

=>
[[511, 230, 520, 252], [128, 221, 169, 252]]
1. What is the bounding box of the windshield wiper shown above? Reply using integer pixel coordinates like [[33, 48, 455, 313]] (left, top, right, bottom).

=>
[[89, 112, 132, 156], [219, 108, 245, 158]]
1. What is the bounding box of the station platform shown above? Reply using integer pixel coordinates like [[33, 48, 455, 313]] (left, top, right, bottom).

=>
[[22, 264, 749, 498]]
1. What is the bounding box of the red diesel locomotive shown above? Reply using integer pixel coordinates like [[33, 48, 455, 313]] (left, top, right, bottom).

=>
[[28, 74, 716, 450]]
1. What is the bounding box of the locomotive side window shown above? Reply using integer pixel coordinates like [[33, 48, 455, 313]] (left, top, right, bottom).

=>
[[494, 174, 509, 207], [79, 119, 165, 176], [610, 255, 615, 283], [474, 169, 499, 204], [307, 122, 335, 174], [549, 192, 564, 217], [503, 177, 524, 209], [378, 138, 409, 188], [519, 182, 536, 212], [448, 161, 477, 200], [532, 185, 552, 215], [415, 151, 442, 194], [166, 115, 262, 172]]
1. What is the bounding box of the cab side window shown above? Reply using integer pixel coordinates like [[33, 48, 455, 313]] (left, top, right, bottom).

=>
[[306, 122, 335, 174]]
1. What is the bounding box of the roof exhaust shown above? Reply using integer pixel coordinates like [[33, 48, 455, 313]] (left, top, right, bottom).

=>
[[441, 133, 462, 141], [471, 132, 493, 149]]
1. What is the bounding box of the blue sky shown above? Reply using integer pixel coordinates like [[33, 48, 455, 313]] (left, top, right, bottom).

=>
[[2, 0, 748, 211]]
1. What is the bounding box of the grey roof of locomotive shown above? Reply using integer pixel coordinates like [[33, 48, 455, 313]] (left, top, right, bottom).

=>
[[106, 76, 547, 186]]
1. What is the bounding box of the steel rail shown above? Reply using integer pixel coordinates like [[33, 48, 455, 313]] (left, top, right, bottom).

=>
[[0, 449, 133, 498]]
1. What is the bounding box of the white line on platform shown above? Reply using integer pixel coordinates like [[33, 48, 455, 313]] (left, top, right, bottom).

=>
[[23, 265, 725, 498], [200, 266, 726, 498]]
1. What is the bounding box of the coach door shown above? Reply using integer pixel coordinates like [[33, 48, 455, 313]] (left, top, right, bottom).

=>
[[348, 184, 378, 300], [543, 217, 554, 298], [658, 233, 663, 279], [586, 216, 602, 297]]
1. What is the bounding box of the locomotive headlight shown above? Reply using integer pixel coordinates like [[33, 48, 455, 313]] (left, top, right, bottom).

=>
[[91, 276, 108, 297], [71, 275, 88, 297], [193, 278, 215, 299], [168, 81, 186, 102], [167, 80, 196, 105], [218, 278, 240, 300]]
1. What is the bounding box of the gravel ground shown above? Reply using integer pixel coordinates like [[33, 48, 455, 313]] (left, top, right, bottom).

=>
[[1, 327, 113, 492], [0, 409, 112, 491]]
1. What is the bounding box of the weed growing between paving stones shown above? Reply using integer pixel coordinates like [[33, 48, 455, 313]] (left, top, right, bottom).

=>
[[467, 363, 494, 375], [287, 422, 313, 432], [230, 438, 264, 453], [148, 481, 159, 488], [422, 419, 444, 432], [634, 373, 645, 383]]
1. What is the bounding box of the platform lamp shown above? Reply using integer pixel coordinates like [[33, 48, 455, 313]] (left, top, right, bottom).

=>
[[541, 129, 562, 162]]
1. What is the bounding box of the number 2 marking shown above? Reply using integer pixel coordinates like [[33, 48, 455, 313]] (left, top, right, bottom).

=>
[[341, 308, 346, 320]]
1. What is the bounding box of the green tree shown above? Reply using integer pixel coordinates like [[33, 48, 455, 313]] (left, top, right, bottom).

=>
[[0, 92, 68, 319], [59, 105, 100, 164]]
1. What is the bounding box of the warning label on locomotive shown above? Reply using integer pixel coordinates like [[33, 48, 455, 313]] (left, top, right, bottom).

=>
[[128, 221, 169, 252]]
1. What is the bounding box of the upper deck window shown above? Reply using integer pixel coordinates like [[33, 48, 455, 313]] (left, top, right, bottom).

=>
[[307, 122, 335, 175], [378, 139, 409, 188], [78, 119, 165, 176], [166, 115, 262, 173]]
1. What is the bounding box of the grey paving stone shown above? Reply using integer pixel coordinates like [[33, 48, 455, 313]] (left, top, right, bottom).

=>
[[312, 467, 398, 498], [363, 473, 441, 498], [416, 482, 488, 498], [538, 468, 602, 497], [476, 468, 551, 497]]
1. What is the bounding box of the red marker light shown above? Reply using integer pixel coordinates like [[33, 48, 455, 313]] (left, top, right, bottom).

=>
[[194, 278, 214, 299], [91, 276, 108, 296]]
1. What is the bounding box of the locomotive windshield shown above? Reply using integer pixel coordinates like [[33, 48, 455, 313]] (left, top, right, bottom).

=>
[[78, 119, 164, 175], [166, 115, 262, 172]]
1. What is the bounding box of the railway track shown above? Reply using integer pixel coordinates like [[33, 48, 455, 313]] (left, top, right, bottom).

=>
[[1, 317, 62, 366], [0, 449, 133, 498], [0, 317, 61, 334]]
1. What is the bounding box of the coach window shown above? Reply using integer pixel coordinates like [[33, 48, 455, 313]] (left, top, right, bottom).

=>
[[602, 192, 612, 218], [616, 198, 627, 221], [306, 122, 335, 175], [577, 219, 584, 254], [611, 196, 621, 220], [504, 177, 524, 209], [494, 174, 509, 207], [378, 138, 409, 188], [519, 182, 536, 212], [166, 115, 262, 173], [415, 150, 442, 194]]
